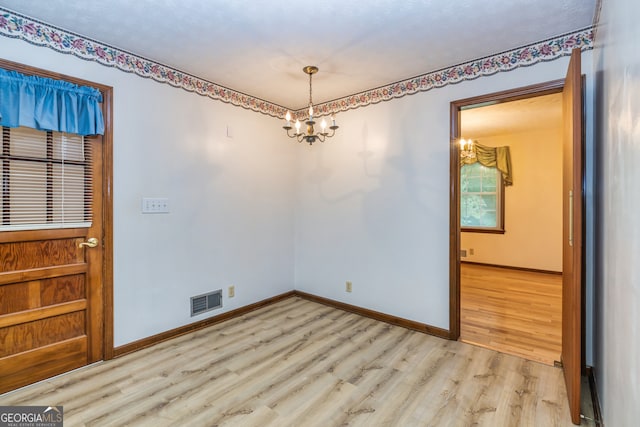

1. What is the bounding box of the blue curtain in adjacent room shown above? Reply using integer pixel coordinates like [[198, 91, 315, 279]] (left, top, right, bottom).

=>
[[0, 67, 104, 136]]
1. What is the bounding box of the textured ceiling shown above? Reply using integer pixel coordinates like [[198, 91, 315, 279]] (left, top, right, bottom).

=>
[[461, 93, 563, 138], [0, 0, 596, 109]]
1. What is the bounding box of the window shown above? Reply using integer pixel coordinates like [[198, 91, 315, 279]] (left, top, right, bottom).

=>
[[460, 162, 504, 233], [1, 126, 92, 231]]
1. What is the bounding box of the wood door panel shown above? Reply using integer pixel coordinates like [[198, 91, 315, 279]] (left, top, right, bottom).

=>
[[0, 238, 82, 270], [0, 282, 30, 314], [0, 215, 96, 393], [0, 311, 86, 357], [0, 337, 87, 394], [40, 274, 85, 305], [0, 275, 85, 315], [0, 205, 96, 392], [561, 48, 583, 424]]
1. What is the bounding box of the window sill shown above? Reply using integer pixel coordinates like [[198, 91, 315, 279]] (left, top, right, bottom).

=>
[[461, 227, 505, 234]]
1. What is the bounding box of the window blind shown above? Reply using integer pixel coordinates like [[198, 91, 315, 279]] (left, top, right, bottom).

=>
[[1, 126, 92, 231]]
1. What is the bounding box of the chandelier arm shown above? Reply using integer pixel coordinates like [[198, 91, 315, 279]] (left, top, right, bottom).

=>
[[284, 128, 298, 139]]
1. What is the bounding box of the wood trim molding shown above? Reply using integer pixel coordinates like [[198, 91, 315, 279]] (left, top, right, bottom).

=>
[[294, 291, 450, 339], [449, 99, 461, 340], [452, 79, 565, 108], [0, 300, 87, 329], [449, 79, 566, 342], [0, 228, 86, 243], [113, 290, 452, 359], [101, 84, 115, 361], [0, 58, 114, 93], [586, 366, 603, 426], [461, 228, 506, 234], [461, 261, 562, 276], [0, 264, 87, 286], [113, 291, 296, 358]]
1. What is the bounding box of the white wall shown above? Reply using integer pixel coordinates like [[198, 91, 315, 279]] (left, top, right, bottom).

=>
[[0, 31, 597, 364], [0, 36, 296, 346], [594, 0, 640, 423], [461, 128, 563, 272], [294, 52, 594, 330]]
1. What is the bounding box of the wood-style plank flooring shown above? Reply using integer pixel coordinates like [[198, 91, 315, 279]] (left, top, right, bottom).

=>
[[0, 297, 578, 426], [460, 263, 562, 366]]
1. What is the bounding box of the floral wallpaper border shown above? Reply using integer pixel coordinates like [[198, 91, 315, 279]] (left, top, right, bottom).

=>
[[0, 7, 593, 119], [0, 7, 287, 118], [305, 27, 593, 118]]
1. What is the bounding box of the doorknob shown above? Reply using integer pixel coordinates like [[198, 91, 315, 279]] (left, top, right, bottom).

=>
[[78, 237, 99, 248]]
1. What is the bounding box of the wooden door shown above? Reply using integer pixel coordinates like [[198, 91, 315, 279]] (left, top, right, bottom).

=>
[[561, 48, 583, 425], [0, 119, 105, 393]]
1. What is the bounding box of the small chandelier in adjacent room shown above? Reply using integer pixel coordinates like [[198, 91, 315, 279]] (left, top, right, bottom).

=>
[[459, 138, 476, 160], [283, 66, 338, 145]]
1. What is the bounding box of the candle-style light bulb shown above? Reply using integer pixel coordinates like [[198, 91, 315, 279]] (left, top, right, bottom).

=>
[[460, 139, 466, 150], [285, 111, 291, 124], [321, 118, 327, 132], [309, 105, 314, 119], [331, 115, 336, 127], [295, 119, 301, 133]]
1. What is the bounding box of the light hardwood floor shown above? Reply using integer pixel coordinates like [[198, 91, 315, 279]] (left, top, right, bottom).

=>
[[0, 297, 579, 426], [460, 263, 562, 366]]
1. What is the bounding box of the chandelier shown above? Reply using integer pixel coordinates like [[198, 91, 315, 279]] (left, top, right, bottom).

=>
[[283, 66, 338, 145], [459, 138, 476, 160]]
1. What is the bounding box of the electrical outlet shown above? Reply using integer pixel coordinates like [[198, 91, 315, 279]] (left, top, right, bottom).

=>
[[346, 281, 352, 293], [228, 285, 235, 298]]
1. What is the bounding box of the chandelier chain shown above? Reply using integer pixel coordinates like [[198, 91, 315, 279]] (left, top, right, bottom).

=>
[[309, 71, 313, 108]]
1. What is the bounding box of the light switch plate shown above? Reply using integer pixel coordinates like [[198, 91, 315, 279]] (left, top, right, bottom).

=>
[[142, 197, 169, 214]]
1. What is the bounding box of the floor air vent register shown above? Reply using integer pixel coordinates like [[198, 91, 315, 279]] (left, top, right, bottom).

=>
[[191, 290, 222, 316]]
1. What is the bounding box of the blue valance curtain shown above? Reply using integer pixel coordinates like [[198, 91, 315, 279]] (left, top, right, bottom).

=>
[[0, 68, 104, 136]]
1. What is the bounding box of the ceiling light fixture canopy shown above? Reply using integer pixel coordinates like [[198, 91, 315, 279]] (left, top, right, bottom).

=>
[[283, 66, 338, 145]]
